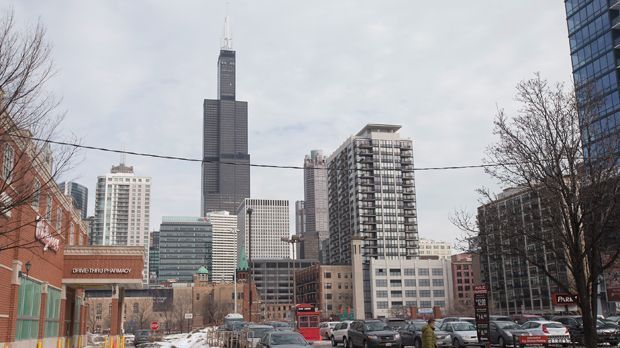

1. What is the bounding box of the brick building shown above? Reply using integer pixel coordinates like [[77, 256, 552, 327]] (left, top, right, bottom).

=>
[[450, 253, 482, 315], [295, 264, 353, 320]]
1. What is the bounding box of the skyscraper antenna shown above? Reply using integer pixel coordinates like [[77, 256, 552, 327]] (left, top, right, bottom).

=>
[[221, 15, 233, 50], [120, 145, 126, 165]]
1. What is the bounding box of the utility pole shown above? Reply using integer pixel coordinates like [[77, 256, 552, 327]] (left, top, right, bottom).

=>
[[281, 235, 302, 325]]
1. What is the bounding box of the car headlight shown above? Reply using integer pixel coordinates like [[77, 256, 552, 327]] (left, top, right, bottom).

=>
[[394, 334, 400, 340], [367, 335, 379, 340], [506, 332, 513, 337]]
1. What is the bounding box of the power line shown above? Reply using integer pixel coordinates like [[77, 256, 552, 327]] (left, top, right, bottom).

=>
[[13, 133, 508, 172]]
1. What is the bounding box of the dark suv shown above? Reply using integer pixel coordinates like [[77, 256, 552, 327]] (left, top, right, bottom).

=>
[[347, 320, 401, 348], [552, 315, 620, 345]]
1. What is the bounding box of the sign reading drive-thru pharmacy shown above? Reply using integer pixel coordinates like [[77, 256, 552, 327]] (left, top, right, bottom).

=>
[[151, 321, 159, 331]]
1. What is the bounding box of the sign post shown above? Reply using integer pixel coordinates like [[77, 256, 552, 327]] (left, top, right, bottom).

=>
[[185, 313, 193, 333], [151, 321, 159, 331], [473, 285, 490, 344]]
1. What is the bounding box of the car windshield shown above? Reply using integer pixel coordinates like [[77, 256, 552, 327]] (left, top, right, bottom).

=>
[[412, 322, 426, 330], [385, 321, 407, 329], [453, 323, 476, 331], [272, 322, 290, 328], [496, 322, 521, 330], [365, 322, 389, 331], [544, 323, 564, 329], [271, 334, 308, 345], [251, 328, 272, 338]]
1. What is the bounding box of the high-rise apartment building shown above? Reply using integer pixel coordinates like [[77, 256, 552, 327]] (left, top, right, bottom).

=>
[[418, 239, 452, 259], [93, 162, 151, 283], [58, 181, 88, 220], [206, 211, 238, 282], [158, 217, 213, 283], [237, 199, 290, 259], [326, 124, 419, 317], [565, 1, 620, 158], [201, 17, 250, 215], [478, 187, 569, 314], [149, 230, 160, 283]]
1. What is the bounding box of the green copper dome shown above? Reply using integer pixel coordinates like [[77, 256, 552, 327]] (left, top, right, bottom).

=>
[[237, 248, 248, 271], [196, 266, 209, 275]]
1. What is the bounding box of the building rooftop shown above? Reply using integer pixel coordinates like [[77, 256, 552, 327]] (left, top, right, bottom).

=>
[[356, 124, 402, 137], [196, 266, 209, 275]]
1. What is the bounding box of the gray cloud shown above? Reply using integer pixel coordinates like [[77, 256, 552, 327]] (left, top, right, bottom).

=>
[[5, 0, 572, 245]]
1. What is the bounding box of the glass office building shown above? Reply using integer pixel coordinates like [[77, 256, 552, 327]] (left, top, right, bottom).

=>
[[565, 0, 620, 158]]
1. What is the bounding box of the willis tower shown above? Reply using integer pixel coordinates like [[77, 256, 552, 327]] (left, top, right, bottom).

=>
[[201, 16, 250, 215]]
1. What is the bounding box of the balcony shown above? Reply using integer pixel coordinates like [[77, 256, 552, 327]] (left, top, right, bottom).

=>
[[612, 0, 620, 10], [614, 16, 620, 30]]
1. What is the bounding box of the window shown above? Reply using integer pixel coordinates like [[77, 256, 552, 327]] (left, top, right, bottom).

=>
[[404, 279, 416, 287], [375, 279, 387, 287], [389, 279, 402, 287], [324, 272, 332, 278], [56, 209, 62, 232], [16, 278, 42, 340], [45, 195, 52, 221], [325, 283, 332, 289], [432, 268, 443, 276], [377, 301, 388, 309], [376, 290, 388, 298], [325, 294, 332, 300], [433, 290, 445, 297], [405, 290, 416, 297], [389, 268, 401, 276], [96, 303, 102, 321], [419, 301, 432, 308], [404, 268, 415, 276], [432, 279, 444, 287], [32, 180, 40, 209], [419, 279, 430, 287], [419, 290, 431, 298], [390, 291, 402, 298], [434, 301, 446, 308], [3, 145, 14, 181], [418, 268, 429, 276], [45, 287, 61, 337], [406, 301, 416, 307], [375, 268, 386, 276], [133, 303, 139, 313], [69, 224, 75, 246]]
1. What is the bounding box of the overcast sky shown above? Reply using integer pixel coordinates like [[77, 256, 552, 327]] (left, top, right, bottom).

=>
[[5, 1, 573, 247]]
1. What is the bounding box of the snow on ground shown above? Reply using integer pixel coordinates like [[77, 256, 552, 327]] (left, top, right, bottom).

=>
[[156, 327, 213, 348]]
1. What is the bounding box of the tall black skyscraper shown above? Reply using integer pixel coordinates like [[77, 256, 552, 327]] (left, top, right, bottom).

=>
[[201, 16, 250, 215], [58, 181, 88, 220]]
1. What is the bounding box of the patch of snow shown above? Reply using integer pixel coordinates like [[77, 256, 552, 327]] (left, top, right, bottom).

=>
[[155, 327, 216, 348]]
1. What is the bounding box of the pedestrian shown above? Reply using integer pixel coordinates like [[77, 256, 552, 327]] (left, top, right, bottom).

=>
[[422, 318, 437, 348]]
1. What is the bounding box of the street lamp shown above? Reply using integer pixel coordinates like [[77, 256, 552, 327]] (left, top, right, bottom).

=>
[[281, 235, 303, 323], [247, 208, 253, 322]]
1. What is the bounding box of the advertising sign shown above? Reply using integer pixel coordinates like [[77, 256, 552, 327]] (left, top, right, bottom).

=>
[[552, 293, 578, 305], [473, 284, 490, 343], [518, 336, 548, 345]]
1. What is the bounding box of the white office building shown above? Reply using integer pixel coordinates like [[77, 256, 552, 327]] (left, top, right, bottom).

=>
[[418, 239, 452, 259], [369, 258, 453, 318], [93, 162, 151, 283], [237, 199, 290, 259], [206, 211, 238, 282]]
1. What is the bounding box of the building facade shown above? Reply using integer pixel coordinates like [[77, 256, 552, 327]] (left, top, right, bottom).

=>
[[565, 0, 620, 158], [206, 211, 238, 282], [418, 239, 452, 259], [295, 264, 354, 320], [157, 217, 213, 283], [368, 259, 453, 319], [303, 150, 329, 260], [450, 253, 481, 315], [326, 124, 419, 317], [250, 259, 318, 320], [237, 199, 290, 260], [201, 17, 250, 215], [149, 230, 160, 283], [58, 181, 88, 220], [478, 187, 569, 315], [92, 162, 151, 283]]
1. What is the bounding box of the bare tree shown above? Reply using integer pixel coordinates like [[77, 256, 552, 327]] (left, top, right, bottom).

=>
[[388, 306, 409, 319], [0, 10, 78, 253], [202, 290, 231, 325], [453, 74, 620, 348], [130, 298, 156, 330], [172, 290, 192, 332]]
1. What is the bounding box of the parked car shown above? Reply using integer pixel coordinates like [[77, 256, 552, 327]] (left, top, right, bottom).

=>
[[124, 334, 135, 345], [397, 321, 426, 348], [331, 321, 353, 346], [240, 324, 275, 348], [434, 319, 444, 328], [520, 321, 571, 344], [320, 322, 341, 340], [257, 331, 311, 348], [347, 319, 402, 348], [511, 314, 545, 325], [438, 321, 479, 348], [607, 316, 620, 324], [552, 315, 620, 345], [441, 317, 475, 325], [489, 321, 530, 348], [383, 318, 408, 330], [489, 315, 512, 322], [264, 321, 293, 331], [134, 330, 153, 346]]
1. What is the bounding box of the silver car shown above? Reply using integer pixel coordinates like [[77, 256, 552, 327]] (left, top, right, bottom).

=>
[[240, 325, 275, 348], [438, 321, 478, 348], [320, 322, 340, 340]]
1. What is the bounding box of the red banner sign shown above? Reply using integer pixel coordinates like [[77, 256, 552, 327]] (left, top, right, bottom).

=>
[[519, 336, 548, 345]]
